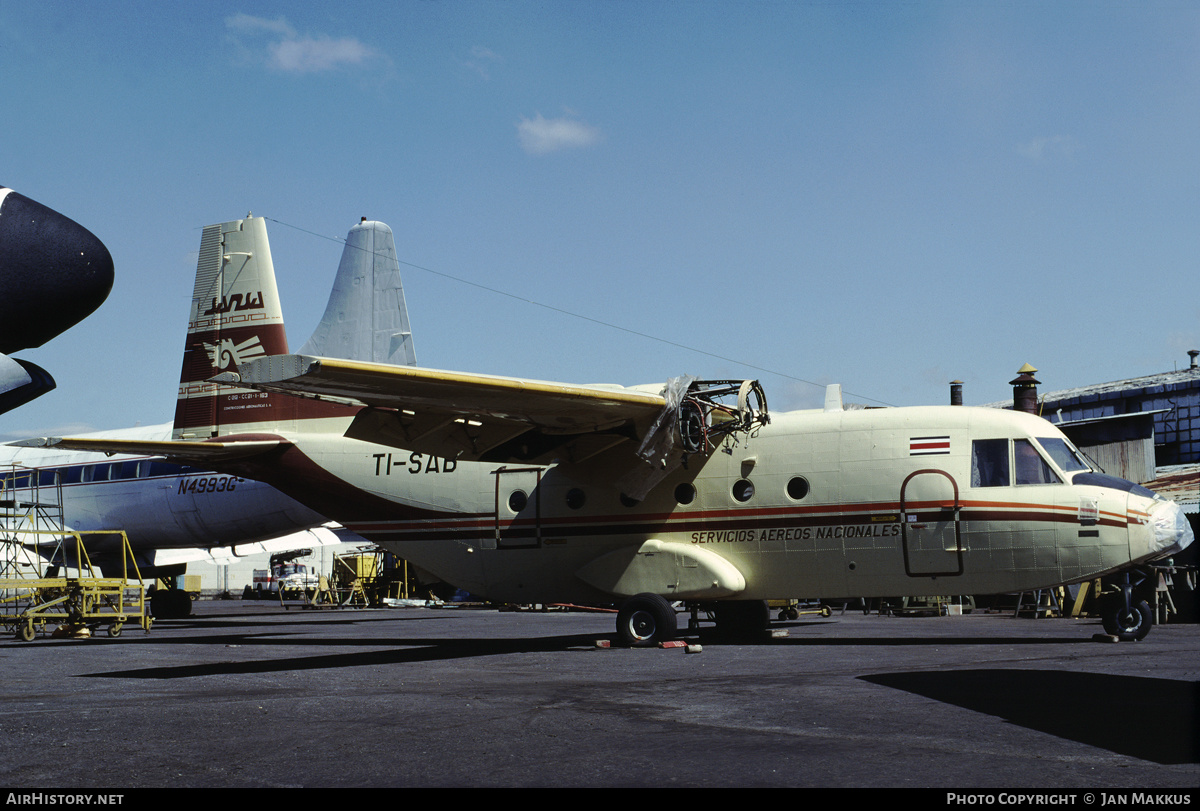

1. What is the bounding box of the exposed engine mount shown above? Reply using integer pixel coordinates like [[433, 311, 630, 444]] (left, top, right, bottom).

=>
[[677, 379, 769, 454]]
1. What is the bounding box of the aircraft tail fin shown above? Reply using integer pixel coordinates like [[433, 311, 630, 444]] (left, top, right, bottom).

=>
[[297, 219, 416, 366], [173, 216, 348, 439]]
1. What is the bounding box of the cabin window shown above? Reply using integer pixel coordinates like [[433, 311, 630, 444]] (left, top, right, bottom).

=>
[[565, 488, 586, 510], [732, 479, 754, 502], [146, 461, 180, 477], [787, 477, 809, 500], [38, 469, 58, 487], [674, 482, 696, 505], [971, 439, 1009, 487], [4, 471, 32, 489], [507, 490, 528, 513], [1014, 439, 1060, 485]]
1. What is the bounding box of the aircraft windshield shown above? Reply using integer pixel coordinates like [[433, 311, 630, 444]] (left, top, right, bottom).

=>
[[1036, 437, 1090, 473], [972, 438, 1067, 487], [1014, 439, 1060, 485]]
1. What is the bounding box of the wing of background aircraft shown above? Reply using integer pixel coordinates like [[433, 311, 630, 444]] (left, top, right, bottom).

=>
[[11, 436, 286, 459]]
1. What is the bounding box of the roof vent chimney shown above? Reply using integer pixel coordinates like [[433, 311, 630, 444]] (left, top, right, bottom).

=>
[[1009, 363, 1040, 414], [1189, 349, 1198, 370]]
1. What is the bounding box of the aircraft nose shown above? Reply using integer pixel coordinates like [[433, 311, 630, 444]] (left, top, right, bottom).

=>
[[1147, 498, 1194, 558], [0, 187, 114, 354]]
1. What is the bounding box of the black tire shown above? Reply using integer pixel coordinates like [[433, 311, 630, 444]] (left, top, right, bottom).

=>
[[713, 599, 770, 636], [616, 593, 677, 647], [1102, 599, 1152, 641], [149, 590, 167, 618], [150, 589, 193, 619]]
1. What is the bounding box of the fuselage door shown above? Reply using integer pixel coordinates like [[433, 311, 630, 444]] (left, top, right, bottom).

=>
[[900, 469, 963, 578], [493, 467, 542, 550]]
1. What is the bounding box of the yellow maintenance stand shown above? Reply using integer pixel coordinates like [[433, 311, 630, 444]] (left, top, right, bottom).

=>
[[0, 529, 151, 641]]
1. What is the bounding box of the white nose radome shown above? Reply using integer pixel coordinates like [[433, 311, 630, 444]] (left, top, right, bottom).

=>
[[1148, 498, 1194, 557]]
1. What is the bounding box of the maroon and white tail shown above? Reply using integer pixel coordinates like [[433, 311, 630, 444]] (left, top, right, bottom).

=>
[[173, 216, 316, 438]]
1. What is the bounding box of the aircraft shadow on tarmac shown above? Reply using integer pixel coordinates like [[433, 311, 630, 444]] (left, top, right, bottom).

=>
[[860, 669, 1199, 766], [68, 614, 1108, 681], [75, 631, 612, 681]]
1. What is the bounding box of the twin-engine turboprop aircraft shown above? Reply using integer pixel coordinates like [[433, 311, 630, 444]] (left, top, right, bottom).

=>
[[20, 215, 1193, 643]]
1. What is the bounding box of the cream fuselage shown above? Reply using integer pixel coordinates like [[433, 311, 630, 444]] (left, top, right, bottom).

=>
[[246, 404, 1188, 605]]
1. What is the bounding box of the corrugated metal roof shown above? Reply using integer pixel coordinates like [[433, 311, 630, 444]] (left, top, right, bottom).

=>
[[1038, 368, 1200, 404], [1145, 463, 1200, 514], [983, 368, 1199, 410]]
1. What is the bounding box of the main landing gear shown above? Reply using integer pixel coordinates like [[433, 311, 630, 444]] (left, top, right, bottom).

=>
[[149, 587, 193, 620], [616, 593, 677, 647], [614, 594, 775, 646]]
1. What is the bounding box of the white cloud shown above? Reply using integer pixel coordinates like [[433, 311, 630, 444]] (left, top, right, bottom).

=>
[[1017, 135, 1079, 161], [268, 36, 375, 73], [462, 45, 501, 81], [517, 114, 602, 155], [225, 14, 379, 74], [226, 13, 295, 37]]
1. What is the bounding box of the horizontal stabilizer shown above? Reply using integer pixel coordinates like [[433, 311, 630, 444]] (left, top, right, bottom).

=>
[[8, 435, 287, 462]]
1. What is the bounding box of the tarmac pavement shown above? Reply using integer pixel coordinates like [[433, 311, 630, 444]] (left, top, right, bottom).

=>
[[0, 601, 1196, 789]]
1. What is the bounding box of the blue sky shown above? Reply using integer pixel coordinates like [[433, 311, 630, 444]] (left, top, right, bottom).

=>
[[2, 1, 1197, 439]]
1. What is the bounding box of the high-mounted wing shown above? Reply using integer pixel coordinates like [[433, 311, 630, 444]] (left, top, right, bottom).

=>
[[221, 355, 770, 499], [217, 355, 669, 467]]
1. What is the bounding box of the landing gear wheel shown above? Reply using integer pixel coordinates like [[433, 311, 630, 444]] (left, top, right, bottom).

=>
[[616, 593, 677, 647], [714, 600, 770, 637], [1102, 599, 1152, 641], [151, 589, 193, 619]]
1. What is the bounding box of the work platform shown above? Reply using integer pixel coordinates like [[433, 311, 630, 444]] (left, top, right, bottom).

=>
[[1, 466, 150, 640], [0, 528, 151, 641]]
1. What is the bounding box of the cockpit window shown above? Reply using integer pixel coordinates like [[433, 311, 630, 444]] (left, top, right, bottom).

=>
[[971, 439, 1010, 487], [1014, 439, 1060, 485], [1036, 437, 1089, 473]]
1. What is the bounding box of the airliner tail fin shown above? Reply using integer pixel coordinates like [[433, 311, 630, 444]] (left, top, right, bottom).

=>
[[297, 218, 416, 366]]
